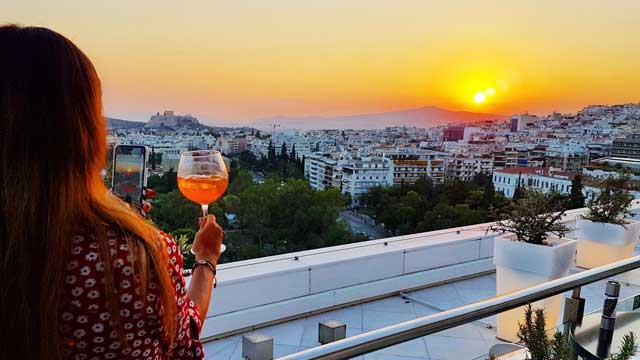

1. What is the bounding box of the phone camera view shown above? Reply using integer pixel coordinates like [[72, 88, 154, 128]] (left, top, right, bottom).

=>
[[113, 146, 145, 203]]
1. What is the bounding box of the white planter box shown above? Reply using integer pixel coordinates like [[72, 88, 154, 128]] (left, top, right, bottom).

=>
[[573, 219, 640, 269], [493, 235, 576, 342]]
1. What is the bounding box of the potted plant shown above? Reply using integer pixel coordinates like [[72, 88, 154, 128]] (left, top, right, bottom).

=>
[[573, 176, 639, 269], [489, 191, 576, 342], [514, 305, 637, 360]]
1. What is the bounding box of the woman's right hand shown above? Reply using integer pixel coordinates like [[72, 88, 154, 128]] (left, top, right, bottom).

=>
[[192, 214, 223, 265]]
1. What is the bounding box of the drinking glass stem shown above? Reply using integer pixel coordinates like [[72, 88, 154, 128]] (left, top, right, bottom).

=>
[[201, 204, 208, 217]]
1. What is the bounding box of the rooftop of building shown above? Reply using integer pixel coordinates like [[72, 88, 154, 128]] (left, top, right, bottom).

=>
[[192, 202, 640, 359], [204, 267, 640, 359]]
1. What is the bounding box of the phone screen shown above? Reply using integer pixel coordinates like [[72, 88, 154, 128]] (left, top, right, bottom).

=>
[[113, 145, 146, 203]]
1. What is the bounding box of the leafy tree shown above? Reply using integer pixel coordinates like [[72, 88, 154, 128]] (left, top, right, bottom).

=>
[[567, 173, 586, 209], [403, 191, 421, 209], [414, 177, 434, 200], [228, 170, 254, 195], [419, 204, 487, 232], [489, 191, 571, 245], [361, 176, 505, 234], [147, 168, 178, 194], [233, 178, 350, 257], [582, 176, 634, 225], [147, 174, 164, 192], [151, 191, 202, 231], [239, 150, 258, 169], [151, 190, 225, 232]]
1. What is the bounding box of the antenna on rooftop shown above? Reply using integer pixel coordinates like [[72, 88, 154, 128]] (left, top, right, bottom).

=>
[[272, 123, 281, 136]]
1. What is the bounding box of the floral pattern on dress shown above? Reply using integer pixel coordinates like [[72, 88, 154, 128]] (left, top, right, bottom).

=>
[[60, 227, 203, 360]]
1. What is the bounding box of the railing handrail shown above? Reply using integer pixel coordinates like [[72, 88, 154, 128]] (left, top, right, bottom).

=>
[[277, 255, 640, 360]]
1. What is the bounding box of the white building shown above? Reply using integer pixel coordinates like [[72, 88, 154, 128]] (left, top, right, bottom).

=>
[[248, 134, 312, 160], [492, 167, 600, 199], [339, 157, 394, 205], [374, 148, 447, 184], [304, 153, 340, 191]]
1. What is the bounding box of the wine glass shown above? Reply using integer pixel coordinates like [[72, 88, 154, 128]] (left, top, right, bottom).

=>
[[177, 150, 228, 253]]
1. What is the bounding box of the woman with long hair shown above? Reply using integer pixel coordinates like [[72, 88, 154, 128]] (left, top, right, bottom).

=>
[[0, 25, 222, 359]]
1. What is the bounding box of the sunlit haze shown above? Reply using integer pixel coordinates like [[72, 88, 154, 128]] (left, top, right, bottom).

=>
[[3, 1, 640, 124]]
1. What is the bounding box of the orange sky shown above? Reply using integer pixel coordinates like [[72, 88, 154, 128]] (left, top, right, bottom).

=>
[[3, 1, 640, 124]]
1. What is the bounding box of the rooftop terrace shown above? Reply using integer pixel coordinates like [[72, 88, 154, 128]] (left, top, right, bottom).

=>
[[193, 201, 640, 359]]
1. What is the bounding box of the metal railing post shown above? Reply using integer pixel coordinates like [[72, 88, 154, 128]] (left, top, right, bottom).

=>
[[596, 281, 621, 358], [563, 287, 585, 360]]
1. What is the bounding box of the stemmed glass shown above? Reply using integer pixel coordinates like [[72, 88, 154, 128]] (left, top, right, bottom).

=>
[[177, 150, 228, 253]]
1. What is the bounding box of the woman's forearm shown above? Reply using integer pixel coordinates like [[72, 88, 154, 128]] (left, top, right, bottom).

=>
[[187, 266, 215, 326]]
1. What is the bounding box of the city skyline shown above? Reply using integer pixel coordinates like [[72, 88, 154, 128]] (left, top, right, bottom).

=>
[[3, 1, 640, 125]]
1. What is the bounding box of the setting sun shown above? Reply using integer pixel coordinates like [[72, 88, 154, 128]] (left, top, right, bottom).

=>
[[473, 92, 486, 104]]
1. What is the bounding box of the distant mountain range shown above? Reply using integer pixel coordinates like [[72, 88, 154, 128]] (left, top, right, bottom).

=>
[[106, 106, 506, 131], [250, 106, 506, 130]]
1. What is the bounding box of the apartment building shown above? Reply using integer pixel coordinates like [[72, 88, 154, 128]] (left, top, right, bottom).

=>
[[491, 148, 519, 170], [215, 136, 248, 155], [374, 148, 447, 184], [446, 154, 493, 182], [304, 153, 340, 191], [612, 136, 640, 159], [248, 133, 312, 159], [545, 145, 589, 172], [339, 157, 394, 205]]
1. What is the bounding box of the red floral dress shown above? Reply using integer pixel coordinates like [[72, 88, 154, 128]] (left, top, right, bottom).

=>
[[59, 227, 204, 359]]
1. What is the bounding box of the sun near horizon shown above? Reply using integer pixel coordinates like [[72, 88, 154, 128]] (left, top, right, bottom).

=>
[[3, 1, 640, 123]]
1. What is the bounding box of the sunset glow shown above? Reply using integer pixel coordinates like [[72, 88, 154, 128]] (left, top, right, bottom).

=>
[[473, 92, 487, 104], [3, 1, 640, 123]]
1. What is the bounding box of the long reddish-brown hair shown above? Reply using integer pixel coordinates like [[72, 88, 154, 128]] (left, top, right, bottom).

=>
[[0, 25, 176, 358]]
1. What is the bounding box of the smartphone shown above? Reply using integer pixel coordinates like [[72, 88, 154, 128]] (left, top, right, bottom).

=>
[[112, 145, 148, 204]]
